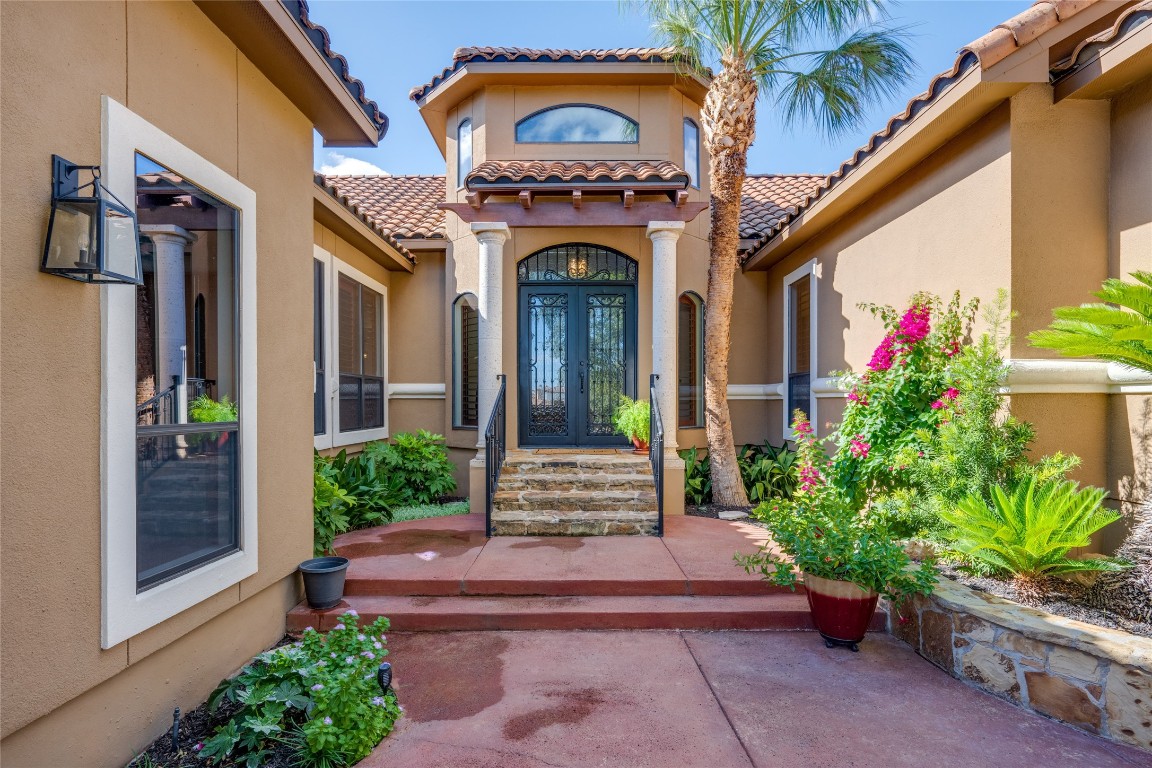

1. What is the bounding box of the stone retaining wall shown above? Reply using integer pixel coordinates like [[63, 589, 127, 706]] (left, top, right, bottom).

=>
[[886, 578, 1152, 752]]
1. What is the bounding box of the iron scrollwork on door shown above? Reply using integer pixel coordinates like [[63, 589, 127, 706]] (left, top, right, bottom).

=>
[[526, 292, 569, 436], [517, 244, 638, 283]]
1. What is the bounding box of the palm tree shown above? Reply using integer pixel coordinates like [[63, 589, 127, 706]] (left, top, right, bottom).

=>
[[1029, 271, 1152, 375], [640, 0, 915, 504]]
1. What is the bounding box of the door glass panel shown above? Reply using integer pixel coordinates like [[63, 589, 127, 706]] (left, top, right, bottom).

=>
[[338, 274, 359, 374], [585, 292, 627, 437], [526, 291, 569, 436]]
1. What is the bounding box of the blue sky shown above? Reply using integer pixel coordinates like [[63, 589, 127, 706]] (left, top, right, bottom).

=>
[[311, 0, 1026, 177]]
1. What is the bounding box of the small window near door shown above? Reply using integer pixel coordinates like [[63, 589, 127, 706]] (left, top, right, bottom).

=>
[[338, 273, 386, 433], [783, 261, 817, 436], [457, 118, 472, 187], [683, 119, 700, 189], [678, 292, 703, 427], [453, 294, 479, 428]]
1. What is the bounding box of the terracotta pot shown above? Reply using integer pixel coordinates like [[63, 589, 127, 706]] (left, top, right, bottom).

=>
[[803, 572, 879, 650], [631, 437, 649, 455]]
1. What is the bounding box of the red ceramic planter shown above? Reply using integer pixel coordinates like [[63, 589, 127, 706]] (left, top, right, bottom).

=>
[[803, 572, 879, 651], [631, 437, 649, 455]]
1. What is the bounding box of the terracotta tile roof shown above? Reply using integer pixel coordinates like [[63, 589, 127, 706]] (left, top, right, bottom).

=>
[[1051, 0, 1152, 76], [739, 175, 828, 239], [963, 0, 1100, 69], [741, 1, 1116, 260], [316, 174, 446, 242], [410, 47, 689, 101], [283, 0, 389, 140], [467, 160, 690, 187]]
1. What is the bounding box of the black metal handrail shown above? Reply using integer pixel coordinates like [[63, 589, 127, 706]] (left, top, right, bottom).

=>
[[484, 374, 507, 538], [649, 373, 665, 536], [137, 377, 180, 426]]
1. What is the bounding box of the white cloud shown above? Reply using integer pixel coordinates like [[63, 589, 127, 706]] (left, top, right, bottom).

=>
[[319, 152, 389, 176]]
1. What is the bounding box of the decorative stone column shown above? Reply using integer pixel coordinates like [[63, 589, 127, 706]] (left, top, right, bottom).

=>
[[472, 222, 511, 448], [646, 221, 684, 452], [141, 225, 197, 395]]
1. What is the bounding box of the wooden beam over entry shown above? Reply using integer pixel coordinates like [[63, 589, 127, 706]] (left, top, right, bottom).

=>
[[440, 201, 709, 227]]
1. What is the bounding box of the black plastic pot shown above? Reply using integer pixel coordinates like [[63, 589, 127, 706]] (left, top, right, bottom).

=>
[[299, 556, 350, 609]]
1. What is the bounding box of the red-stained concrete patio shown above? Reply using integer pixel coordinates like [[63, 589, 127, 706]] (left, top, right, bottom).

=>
[[365, 630, 1150, 768]]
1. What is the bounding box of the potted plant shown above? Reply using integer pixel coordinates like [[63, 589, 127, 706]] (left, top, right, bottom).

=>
[[612, 395, 651, 454], [736, 413, 936, 650]]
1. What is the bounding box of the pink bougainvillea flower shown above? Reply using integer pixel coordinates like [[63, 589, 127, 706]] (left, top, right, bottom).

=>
[[849, 436, 871, 459], [898, 304, 931, 343], [795, 420, 813, 435], [847, 389, 868, 405], [867, 334, 897, 371], [930, 400, 945, 409], [943, 387, 959, 400]]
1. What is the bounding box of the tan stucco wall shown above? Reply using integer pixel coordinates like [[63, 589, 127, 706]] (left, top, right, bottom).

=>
[[2, 1, 314, 761]]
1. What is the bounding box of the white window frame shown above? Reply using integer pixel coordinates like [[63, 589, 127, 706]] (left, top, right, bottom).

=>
[[683, 118, 700, 189], [457, 118, 472, 190], [452, 293, 479, 430], [678, 291, 705, 428], [782, 259, 818, 441], [100, 97, 258, 649], [313, 247, 390, 449]]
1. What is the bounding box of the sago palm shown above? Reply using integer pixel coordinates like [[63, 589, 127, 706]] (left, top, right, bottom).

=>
[[940, 476, 1128, 602], [640, 0, 915, 504], [1029, 271, 1152, 374]]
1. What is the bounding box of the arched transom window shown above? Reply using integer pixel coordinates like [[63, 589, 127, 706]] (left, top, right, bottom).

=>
[[515, 104, 638, 144], [518, 244, 638, 283]]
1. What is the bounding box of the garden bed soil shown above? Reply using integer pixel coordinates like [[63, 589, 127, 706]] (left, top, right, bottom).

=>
[[938, 563, 1152, 639], [128, 637, 300, 768], [686, 503, 755, 520]]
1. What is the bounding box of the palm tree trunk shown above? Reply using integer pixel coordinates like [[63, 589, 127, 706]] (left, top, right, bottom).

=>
[[702, 63, 756, 507]]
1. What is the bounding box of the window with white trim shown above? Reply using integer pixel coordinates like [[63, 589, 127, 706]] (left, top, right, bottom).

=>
[[101, 97, 258, 648], [314, 248, 389, 449], [678, 292, 703, 428], [783, 260, 817, 438], [457, 118, 472, 187], [683, 118, 700, 189], [453, 293, 479, 429]]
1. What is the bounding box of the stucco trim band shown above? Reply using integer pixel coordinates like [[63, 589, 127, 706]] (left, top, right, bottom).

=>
[[388, 383, 447, 400]]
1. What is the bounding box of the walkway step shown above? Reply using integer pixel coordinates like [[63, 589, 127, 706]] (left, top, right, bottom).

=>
[[498, 474, 655, 492], [287, 594, 881, 633], [493, 490, 657, 513], [344, 573, 798, 597]]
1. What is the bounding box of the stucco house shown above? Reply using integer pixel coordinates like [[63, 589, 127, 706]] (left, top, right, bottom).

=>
[[0, 1, 388, 765], [315, 0, 1150, 540]]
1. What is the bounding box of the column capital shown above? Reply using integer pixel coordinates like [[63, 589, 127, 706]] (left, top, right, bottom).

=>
[[646, 221, 685, 241], [471, 222, 511, 244], [139, 224, 197, 247]]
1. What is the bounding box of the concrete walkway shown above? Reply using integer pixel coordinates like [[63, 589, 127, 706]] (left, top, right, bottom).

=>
[[365, 629, 1150, 768]]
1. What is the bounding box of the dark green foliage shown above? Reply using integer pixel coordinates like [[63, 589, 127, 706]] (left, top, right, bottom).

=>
[[203, 613, 400, 767], [189, 393, 238, 423], [361, 430, 457, 506], [679, 445, 712, 505], [679, 442, 798, 506], [313, 454, 355, 557]]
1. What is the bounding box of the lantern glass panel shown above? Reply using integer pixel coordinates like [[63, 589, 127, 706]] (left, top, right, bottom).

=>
[[103, 205, 140, 280], [44, 200, 98, 272]]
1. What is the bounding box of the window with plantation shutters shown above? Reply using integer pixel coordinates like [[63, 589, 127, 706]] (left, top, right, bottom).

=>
[[678, 292, 703, 427], [454, 294, 479, 428]]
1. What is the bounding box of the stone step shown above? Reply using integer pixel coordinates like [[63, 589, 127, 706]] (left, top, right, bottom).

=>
[[498, 473, 655, 492], [493, 490, 657, 513], [490, 517, 657, 537], [287, 593, 880, 633], [503, 458, 652, 476]]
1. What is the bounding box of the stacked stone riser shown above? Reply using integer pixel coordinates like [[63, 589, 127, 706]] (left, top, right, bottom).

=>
[[492, 453, 659, 536]]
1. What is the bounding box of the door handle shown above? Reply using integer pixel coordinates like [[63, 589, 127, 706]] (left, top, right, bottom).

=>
[[579, 361, 585, 394]]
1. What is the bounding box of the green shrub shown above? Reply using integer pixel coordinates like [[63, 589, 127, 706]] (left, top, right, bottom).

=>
[[313, 454, 355, 556], [612, 396, 650, 444], [941, 476, 1128, 596], [326, 449, 402, 530], [679, 445, 712, 505], [188, 393, 238, 422], [738, 441, 798, 504], [202, 612, 401, 768], [362, 430, 457, 506]]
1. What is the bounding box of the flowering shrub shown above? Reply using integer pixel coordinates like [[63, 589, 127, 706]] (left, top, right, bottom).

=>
[[832, 291, 978, 501], [202, 611, 401, 767], [736, 412, 936, 603]]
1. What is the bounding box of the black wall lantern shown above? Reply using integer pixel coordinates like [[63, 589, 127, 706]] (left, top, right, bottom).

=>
[[41, 154, 143, 285]]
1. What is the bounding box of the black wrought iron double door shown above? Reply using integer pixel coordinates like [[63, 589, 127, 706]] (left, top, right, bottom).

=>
[[518, 284, 636, 446]]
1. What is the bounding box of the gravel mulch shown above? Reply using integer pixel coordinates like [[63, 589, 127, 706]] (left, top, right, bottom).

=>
[[686, 503, 755, 520], [938, 563, 1152, 639]]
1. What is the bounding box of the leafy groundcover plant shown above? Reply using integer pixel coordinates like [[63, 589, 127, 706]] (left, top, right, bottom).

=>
[[361, 430, 457, 506], [736, 413, 936, 604], [941, 476, 1128, 601], [202, 611, 401, 768], [679, 442, 798, 506]]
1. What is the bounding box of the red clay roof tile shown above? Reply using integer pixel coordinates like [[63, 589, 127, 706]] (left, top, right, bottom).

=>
[[317, 174, 446, 241], [467, 160, 690, 187]]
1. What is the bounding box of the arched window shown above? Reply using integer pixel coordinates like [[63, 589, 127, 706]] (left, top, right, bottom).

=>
[[453, 293, 479, 428], [679, 292, 704, 427], [683, 118, 700, 189], [516, 104, 638, 144], [457, 118, 473, 187]]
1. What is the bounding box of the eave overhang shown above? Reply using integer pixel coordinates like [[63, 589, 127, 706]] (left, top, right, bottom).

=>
[[313, 181, 414, 272], [194, 0, 384, 147], [1053, 4, 1152, 100]]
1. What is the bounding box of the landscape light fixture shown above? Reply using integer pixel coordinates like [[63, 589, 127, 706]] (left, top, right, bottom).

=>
[[41, 154, 143, 285]]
